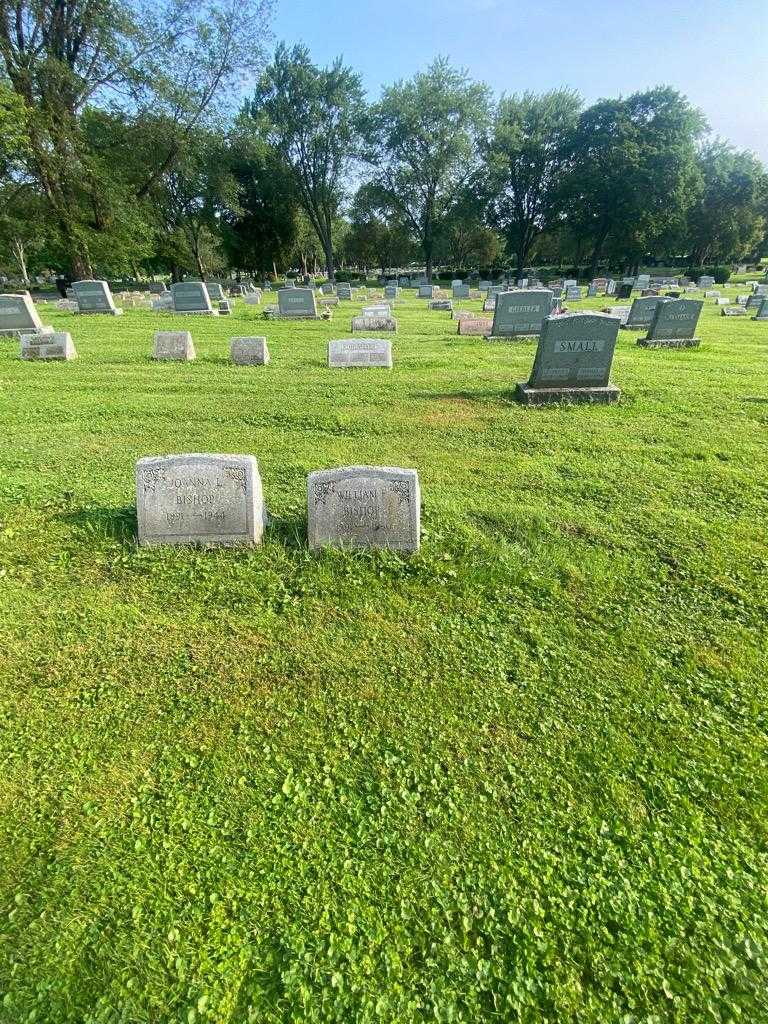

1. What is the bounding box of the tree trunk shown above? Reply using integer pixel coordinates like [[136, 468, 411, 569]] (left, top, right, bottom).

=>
[[12, 238, 29, 286]]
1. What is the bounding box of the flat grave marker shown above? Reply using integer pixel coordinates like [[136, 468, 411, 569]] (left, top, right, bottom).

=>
[[328, 339, 392, 368]]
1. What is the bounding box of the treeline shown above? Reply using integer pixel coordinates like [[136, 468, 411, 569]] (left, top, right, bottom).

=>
[[2, 2, 767, 285]]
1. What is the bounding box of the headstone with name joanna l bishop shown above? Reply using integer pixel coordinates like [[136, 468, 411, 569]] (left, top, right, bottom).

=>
[[351, 315, 397, 332], [136, 454, 265, 547], [307, 466, 420, 553], [0, 292, 53, 337], [515, 313, 621, 405], [638, 298, 703, 347], [328, 338, 392, 368], [623, 295, 671, 330], [21, 331, 77, 360], [73, 279, 122, 315], [488, 288, 553, 340], [277, 287, 319, 318], [230, 337, 270, 365], [171, 281, 217, 315], [153, 331, 196, 361]]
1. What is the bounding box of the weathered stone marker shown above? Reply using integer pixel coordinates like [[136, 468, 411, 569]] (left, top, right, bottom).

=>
[[0, 292, 53, 337], [337, 283, 354, 300], [384, 285, 399, 300], [230, 337, 270, 365], [362, 304, 391, 317], [307, 466, 420, 553], [171, 282, 217, 316], [452, 283, 470, 299], [429, 299, 452, 311], [73, 280, 123, 315], [722, 306, 746, 317], [136, 454, 265, 547], [638, 299, 702, 348], [328, 339, 392, 368], [21, 331, 77, 361], [418, 285, 436, 298], [515, 313, 621, 405], [753, 298, 768, 321], [153, 331, 196, 361], [488, 289, 553, 340], [458, 317, 493, 336], [351, 315, 397, 332], [623, 295, 671, 330]]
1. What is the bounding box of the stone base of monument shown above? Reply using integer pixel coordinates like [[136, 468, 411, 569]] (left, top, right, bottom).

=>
[[0, 326, 54, 339], [514, 382, 621, 405], [76, 308, 123, 315], [174, 309, 219, 316], [636, 337, 700, 348]]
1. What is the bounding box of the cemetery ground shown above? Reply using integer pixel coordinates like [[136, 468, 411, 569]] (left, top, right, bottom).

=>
[[0, 288, 767, 1023]]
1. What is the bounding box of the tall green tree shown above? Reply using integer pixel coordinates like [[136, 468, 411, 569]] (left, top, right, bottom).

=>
[[483, 90, 581, 276], [0, 0, 273, 277], [364, 58, 491, 281], [565, 87, 706, 275], [248, 43, 364, 281], [685, 141, 767, 265]]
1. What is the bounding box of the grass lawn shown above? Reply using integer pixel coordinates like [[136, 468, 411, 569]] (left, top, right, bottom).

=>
[[0, 288, 767, 1023]]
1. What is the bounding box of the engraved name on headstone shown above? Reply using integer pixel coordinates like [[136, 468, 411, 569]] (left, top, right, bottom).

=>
[[136, 454, 264, 547], [351, 315, 397, 332], [0, 292, 51, 337], [20, 331, 77, 361], [307, 466, 420, 553], [328, 339, 392, 368], [277, 287, 318, 318], [624, 295, 671, 329]]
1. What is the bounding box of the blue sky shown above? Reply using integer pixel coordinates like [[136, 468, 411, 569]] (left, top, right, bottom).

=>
[[271, 0, 768, 162]]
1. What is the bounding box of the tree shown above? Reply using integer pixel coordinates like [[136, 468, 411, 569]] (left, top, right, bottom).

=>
[[565, 87, 706, 275], [685, 141, 767, 265], [248, 43, 364, 281], [221, 134, 299, 279], [364, 58, 491, 281], [0, 0, 273, 276], [483, 90, 581, 276]]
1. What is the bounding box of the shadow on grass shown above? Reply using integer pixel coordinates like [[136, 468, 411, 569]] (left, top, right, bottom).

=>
[[59, 505, 137, 544], [266, 512, 308, 550], [410, 388, 518, 405], [741, 396, 768, 404]]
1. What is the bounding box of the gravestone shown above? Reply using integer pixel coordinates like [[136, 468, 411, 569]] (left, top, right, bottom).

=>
[[153, 331, 196, 361], [636, 274, 651, 289], [745, 294, 763, 309], [384, 285, 399, 300], [715, 297, 729, 306], [698, 275, 715, 289], [149, 282, 168, 294], [320, 282, 335, 295], [515, 313, 621, 405], [638, 298, 703, 348], [755, 283, 768, 297], [418, 285, 436, 298], [73, 280, 122, 315], [563, 279, 577, 289], [623, 295, 671, 330], [136, 454, 265, 547], [429, 299, 453, 311], [328, 338, 392, 368], [0, 292, 52, 337], [458, 318, 493, 336], [307, 466, 420, 553], [362, 304, 391, 317], [703, 290, 720, 298], [479, 280, 491, 290], [617, 283, 633, 299], [20, 331, 77, 361], [337, 284, 354, 300], [603, 305, 631, 325], [452, 283, 470, 299], [243, 289, 263, 306], [753, 298, 768, 321], [489, 289, 553, 340], [605, 280, 617, 296], [722, 306, 746, 317], [230, 337, 270, 365], [171, 282, 217, 316], [277, 287, 318, 319], [587, 284, 598, 298], [351, 315, 397, 332], [565, 285, 582, 301]]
